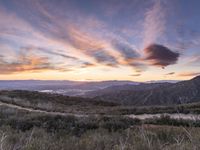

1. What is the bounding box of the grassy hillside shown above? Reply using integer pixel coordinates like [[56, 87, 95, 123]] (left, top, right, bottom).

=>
[[1, 103, 200, 150], [0, 90, 118, 115], [1, 90, 200, 149], [1, 90, 200, 115]]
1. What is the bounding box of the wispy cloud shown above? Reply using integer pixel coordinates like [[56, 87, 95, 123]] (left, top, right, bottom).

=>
[[80, 62, 95, 68], [186, 55, 200, 66], [22, 46, 79, 61], [0, 53, 53, 74], [0, 45, 75, 74], [178, 72, 200, 77], [143, 0, 166, 47], [112, 40, 139, 61], [165, 72, 175, 76], [130, 73, 141, 77]]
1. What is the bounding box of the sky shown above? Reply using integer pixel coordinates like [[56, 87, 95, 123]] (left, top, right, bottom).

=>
[[0, 0, 200, 81]]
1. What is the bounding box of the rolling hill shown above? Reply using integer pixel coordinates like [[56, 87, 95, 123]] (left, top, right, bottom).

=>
[[85, 76, 200, 106]]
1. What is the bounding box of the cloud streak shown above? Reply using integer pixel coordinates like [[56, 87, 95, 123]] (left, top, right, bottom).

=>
[[0, 54, 52, 74], [165, 72, 175, 75], [143, 0, 166, 47], [130, 73, 141, 77], [0, 46, 74, 74], [186, 55, 200, 66], [22, 46, 79, 61], [178, 72, 200, 77], [112, 40, 139, 61]]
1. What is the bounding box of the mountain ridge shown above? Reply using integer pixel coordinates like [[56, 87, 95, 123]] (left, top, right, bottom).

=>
[[86, 76, 200, 106]]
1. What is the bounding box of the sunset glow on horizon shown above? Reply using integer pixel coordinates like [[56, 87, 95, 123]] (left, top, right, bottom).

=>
[[0, 0, 200, 81]]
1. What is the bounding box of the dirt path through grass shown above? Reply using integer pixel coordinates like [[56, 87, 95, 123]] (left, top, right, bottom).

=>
[[1, 99, 200, 120]]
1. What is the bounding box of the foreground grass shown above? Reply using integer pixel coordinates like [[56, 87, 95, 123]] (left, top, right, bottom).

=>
[[1, 105, 200, 150], [1, 125, 200, 150], [1, 90, 200, 149]]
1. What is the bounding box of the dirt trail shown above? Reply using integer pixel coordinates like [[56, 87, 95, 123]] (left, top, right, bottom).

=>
[[0, 101, 88, 117], [1, 100, 200, 120]]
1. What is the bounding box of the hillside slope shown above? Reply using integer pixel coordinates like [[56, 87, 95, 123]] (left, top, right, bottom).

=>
[[87, 76, 200, 106]]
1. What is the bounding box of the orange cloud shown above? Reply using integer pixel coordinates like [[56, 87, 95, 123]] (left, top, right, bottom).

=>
[[130, 73, 141, 77], [0, 50, 65, 74], [178, 72, 200, 77], [165, 72, 175, 76]]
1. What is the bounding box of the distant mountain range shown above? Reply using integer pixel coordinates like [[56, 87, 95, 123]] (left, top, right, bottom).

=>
[[0, 77, 199, 106], [0, 80, 140, 96], [0, 79, 181, 96], [85, 76, 200, 106]]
